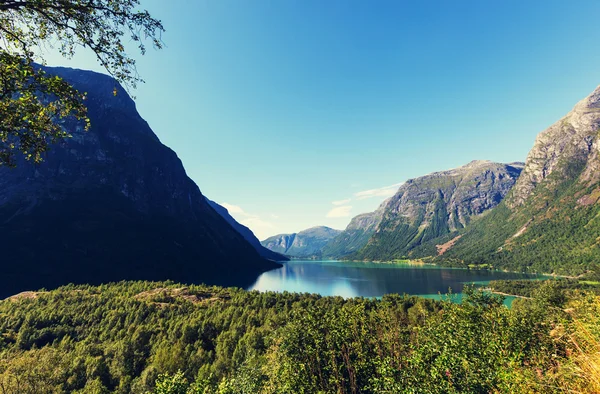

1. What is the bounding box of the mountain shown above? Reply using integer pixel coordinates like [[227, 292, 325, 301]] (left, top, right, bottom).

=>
[[440, 85, 600, 275], [321, 199, 390, 258], [261, 226, 342, 258], [352, 161, 524, 261], [0, 66, 280, 298], [206, 199, 288, 262]]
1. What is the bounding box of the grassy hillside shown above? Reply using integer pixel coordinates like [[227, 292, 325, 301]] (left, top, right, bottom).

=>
[[0, 281, 598, 393]]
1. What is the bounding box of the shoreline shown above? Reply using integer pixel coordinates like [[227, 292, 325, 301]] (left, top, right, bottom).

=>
[[337, 257, 580, 279]]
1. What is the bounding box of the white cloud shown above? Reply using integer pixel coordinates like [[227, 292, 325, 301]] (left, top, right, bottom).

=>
[[270, 214, 280, 219], [221, 202, 246, 215], [242, 217, 275, 229], [326, 205, 353, 218], [354, 183, 403, 200], [332, 198, 351, 206], [219, 202, 277, 240]]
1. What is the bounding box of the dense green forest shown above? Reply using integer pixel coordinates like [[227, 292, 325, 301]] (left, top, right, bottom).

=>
[[0, 281, 598, 393]]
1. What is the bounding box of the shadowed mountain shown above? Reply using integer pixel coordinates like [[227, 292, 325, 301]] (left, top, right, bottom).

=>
[[0, 66, 280, 298]]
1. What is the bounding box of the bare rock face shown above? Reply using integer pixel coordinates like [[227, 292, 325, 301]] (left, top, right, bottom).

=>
[[508, 85, 600, 207], [0, 66, 280, 298], [353, 161, 523, 260], [261, 226, 342, 258], [441, 84, 600, 275]]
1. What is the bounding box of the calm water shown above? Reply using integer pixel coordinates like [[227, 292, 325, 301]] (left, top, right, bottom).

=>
[[247, 260, 542, 302]]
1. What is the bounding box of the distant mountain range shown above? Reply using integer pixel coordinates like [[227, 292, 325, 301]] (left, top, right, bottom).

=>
[[261, 226, 341, 258], [264, 161, 523, 261], [0, 66, 281, 297], [263, 85, 600, 276]]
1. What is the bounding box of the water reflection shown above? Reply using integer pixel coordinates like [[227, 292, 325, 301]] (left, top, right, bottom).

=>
[[248, 260, 542, 298]]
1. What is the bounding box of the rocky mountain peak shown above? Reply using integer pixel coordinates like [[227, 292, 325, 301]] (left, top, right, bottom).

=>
[[465, 159, 492, 167], [508, 84, 600, 207], [352, 161, 523, 260], [577, 84, 600, 109]]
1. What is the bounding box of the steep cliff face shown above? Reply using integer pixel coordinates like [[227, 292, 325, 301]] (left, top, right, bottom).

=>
[[321, 199, 390, 258], [353, 161, 523, 261], [508, 86, 600, 207], [443, 85, 600, 275], [261, 226, 341, 258], [0, 66, 279, 298], [206, 199, 288, 262]]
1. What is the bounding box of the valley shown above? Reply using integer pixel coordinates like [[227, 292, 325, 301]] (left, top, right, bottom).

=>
[[1, 1, 600, 391]]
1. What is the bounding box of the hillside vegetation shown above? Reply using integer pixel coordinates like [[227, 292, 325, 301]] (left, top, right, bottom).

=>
[[0, 281, 598, 393], [343, 161, 522, 262]]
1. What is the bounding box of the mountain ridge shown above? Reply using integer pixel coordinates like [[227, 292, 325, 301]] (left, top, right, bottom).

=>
[[439, 84, 600, 275], [0, 66, 280, 298], [350, 160, 524, 261]]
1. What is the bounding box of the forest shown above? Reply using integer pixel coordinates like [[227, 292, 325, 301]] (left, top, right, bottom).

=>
[[0, 280, 598, 393]]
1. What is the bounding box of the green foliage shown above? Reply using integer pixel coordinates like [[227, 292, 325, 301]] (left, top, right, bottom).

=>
[[489, 278, 600, 299], [153, 371, 189, 394], [0, 0, 163, 165], [0, 281, 587, 393], [0, 55, 89, 165]]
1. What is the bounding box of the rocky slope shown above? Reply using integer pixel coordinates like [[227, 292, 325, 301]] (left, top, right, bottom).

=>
[[352, 161, 524, 261], [321, 199, 390, 258], [261, 226, 341, 258], [0, 66, 280, 298], [206, 199, 288, 262], [442, 85, 600, 275]]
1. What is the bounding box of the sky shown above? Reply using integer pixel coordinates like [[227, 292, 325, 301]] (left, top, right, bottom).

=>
[[42, 0, 600, 240]]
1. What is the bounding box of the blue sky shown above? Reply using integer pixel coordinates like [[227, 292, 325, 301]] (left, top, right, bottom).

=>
[[43, 0, 600, 239]]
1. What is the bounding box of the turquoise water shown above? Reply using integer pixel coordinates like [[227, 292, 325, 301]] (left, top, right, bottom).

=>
[[247, 260, 542, 304]]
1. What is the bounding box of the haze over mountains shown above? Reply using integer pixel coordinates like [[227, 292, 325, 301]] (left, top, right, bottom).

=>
[[0, 66, 281, 297]]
